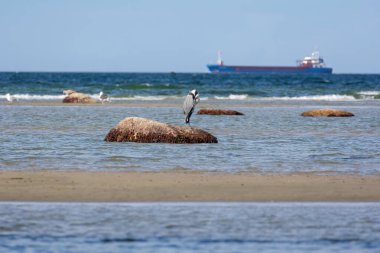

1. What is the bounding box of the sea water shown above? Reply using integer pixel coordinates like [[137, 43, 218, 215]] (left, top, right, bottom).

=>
[[1, 72, 380, 100], [0, 203, 380, 253], [0, 72, 380, 173], [1, 73, 380, 252], [0, 103, 379, 173]]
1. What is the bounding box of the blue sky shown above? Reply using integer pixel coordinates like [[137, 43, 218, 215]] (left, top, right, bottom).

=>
[[0, 0, 379, 73]]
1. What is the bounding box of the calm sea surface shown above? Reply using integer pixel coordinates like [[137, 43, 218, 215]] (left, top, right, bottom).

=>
[[0, 203, 380, 253]]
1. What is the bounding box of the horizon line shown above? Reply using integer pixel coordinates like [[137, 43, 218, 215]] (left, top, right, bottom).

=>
[[0, 70, 379, 75]]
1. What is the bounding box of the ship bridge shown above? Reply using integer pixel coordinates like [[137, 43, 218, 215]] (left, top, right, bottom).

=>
[[298, 51, 326, 68]]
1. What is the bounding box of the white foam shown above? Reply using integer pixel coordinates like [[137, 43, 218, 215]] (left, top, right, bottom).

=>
[[357, 91, 380, 96], [261, 95, 356, 101], [355, 91, 380, 100], [3, 93, 377, 102], [214, 94, 249, 100], [0, 94, 202, 101], [0, 94, 65, 100], [111, 95, 181, 101]]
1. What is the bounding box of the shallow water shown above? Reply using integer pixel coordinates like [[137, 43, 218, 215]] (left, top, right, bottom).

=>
[[1, 73, 380, 253], [0, 202, 379, 253], [0, 100, 379, 174], [1, 72, 380, 174]]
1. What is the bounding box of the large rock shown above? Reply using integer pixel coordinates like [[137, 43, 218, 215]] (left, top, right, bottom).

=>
[[105, 117, 218, 144], [63, 92, 96, 104], [197, 108, 244, 115], [301, 109, 354, 117]]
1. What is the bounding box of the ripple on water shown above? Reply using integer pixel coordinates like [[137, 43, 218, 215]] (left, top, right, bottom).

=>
[[0, 203, 380, 252]]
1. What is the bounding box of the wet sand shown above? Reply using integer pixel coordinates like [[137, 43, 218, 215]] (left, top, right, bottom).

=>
[[1, 171, 379, 202]]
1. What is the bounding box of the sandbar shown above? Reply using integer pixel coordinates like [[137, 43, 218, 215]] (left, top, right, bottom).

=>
[[0, 171, 379, 202]]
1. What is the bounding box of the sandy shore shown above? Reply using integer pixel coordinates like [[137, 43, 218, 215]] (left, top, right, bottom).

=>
[[0, 171, 379, 202]]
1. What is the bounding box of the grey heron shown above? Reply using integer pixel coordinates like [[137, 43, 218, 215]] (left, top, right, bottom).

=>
[[99, 91, 110, 104], [183, 89, 200, 124]]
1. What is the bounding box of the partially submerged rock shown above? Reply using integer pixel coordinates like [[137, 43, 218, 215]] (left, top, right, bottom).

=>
[[301, 109, 354, 117], [105, 117, 218, 144], [63, 92, 96, 104], [197, 108, 244, 115]]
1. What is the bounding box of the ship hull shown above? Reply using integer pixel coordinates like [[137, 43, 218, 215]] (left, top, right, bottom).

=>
[[207, 65, 333, 74]]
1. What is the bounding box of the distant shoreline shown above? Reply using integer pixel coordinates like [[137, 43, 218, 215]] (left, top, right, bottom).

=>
[[1, 171, 379, 202]]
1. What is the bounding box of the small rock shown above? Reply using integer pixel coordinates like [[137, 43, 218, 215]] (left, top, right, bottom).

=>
[[105, 117, 218, 144], [63, 92, 97, 104], [301, 109, 354, 117], [197, 109, 244, 115]]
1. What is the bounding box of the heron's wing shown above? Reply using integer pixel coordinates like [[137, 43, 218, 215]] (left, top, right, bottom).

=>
[[183, 95, 194, 114]]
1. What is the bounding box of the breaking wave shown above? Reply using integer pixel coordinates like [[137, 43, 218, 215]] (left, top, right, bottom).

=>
[[355, 91, 380, 99], [0, 94, 65, 100], [0, 94, 184, 101], [213, 94, 366, 101], [1, 91, 379, 102], [214, 94, 249, 100], [111, 95, 181, 101], [357, 91, 380, 96], [262, 95, 356, 101]]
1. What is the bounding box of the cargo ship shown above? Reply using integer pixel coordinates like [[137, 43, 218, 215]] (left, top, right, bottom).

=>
[[207, 51, 333, 74]]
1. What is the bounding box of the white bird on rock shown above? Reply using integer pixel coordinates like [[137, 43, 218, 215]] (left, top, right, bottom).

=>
[[5, 93, 16, 103], [183, 89, 200, 125], [99, 91, 110, 104]]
